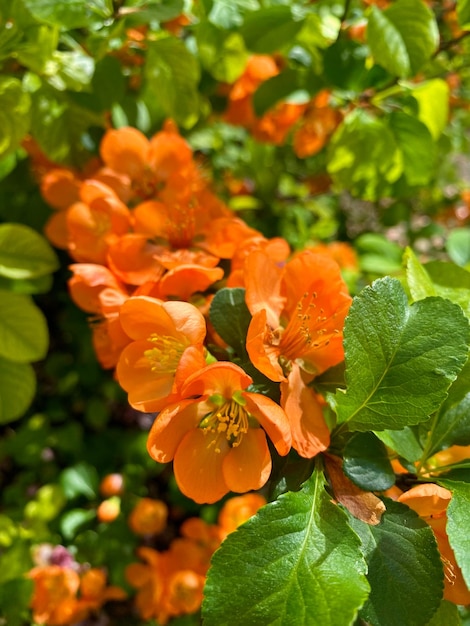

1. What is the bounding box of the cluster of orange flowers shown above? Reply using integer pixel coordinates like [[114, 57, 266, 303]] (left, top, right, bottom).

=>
[[33, 121, 354, 505], [126, 492, 266, 623], [223, 55, 343, 156]]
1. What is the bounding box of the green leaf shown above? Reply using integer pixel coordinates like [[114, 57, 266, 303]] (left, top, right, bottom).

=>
[[426, 600, 461, 626], [404, 246, 437, 301], [241, 6, 304, 54], [0, 77, 31, 159], [207, 0, 260, 29], [197, 22, 248, 83], [343, 432, 395, 491], [24, 484, 66, 522], [439, 480, 470, 588], [411, 79, 449, 140], [351, 499, 444, 626], [60, 462, 99, 500], [144, 37, 200, 128], [21, 0, 112, 28], [0, 290, 49, 363], [366, 0, 439, 78], [0, 223, 59, 279], [446, 228, 470, 268], [0, 357, 36, 423], [209, 288, 251, 357], [457, 0, 470, 27], [327, 109, 403, 201], [375, 427, 424, 463], [335, 277, 470, 432], [60, 508, 96, 540], [429, 392, 470, 454], [252, 68, 310, 117], [203, 469, 370, 626], [92, 55, 127, 110], [389, 112, 436, 186], [0, 577, 33, 626], [424, 260, 470, 319]]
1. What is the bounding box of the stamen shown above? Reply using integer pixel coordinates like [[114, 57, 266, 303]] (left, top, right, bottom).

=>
[[199, 399, 250, 450], [144, 334, 186, 373]]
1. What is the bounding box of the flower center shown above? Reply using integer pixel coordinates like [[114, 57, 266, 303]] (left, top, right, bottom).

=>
[[144, 334, 186, 373], [199, 396, 249, 452]]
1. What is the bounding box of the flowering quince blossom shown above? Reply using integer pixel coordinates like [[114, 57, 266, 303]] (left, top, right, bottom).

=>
[[116, 295, 207, 412], [245, 249, 352, 457], [147, 361, 292, 503], [398, 484, 470, 605]]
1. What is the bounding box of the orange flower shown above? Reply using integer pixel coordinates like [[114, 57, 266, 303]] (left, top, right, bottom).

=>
[[252, 101, 307, 145], [245, 250, 352, 457], [218, 493, 267, 538], [224, 55, 279, 128], [116, 296, 207, 412], [28, 565, 80, 626], [293, 91, 343, 158], [128, 497, 168, 535], [398, 484, 470, 605], [99, 473, 125, 497], [75, 568, 127, 617], [147, 361, 292, 504], [307, 241, 358, 271], [97, 497, 121, 523]]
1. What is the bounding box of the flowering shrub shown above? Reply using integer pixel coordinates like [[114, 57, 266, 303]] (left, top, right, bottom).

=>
[[1, 1, 470, 625]]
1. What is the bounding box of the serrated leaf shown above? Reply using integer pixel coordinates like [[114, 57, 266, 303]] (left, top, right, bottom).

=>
[[0, 357, 36, 423], [144, 37, 200, 128], [203, 469, 370, 626], [350, 499, 444, 626], [439, 480, 470, 588], [209, 288, 251, 357], [343, 432, 395, 491], [389, 112, 436, 186], [0, 77, 31, 159], [335, 277, 470, 432], [367, 0, 439, 78], [327, 109, 403, 201], [0, 291, 49, 363], [0, 223, 59, 279], [241, 6, 304, 54]]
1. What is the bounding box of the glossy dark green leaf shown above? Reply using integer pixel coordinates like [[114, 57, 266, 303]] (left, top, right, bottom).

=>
[[203, 469, 370, 626], [428, 393, 470, 456], [350, 499, 444, 626], [335, 277, 470, 432], [367, 0, 439, 78], [343, 432, 395, 491], [375, 427, 424, 463], [209, 288, 251, 357]]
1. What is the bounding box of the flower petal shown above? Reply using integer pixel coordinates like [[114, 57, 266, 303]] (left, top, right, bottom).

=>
[[147, 400, 201, 463], [223, 428, 272, 493], [243, 392, 291, 455], [246, 309, 285, 382], [173, 428, 230, 504]]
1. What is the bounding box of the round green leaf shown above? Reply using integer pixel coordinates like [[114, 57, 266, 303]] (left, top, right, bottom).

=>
[[0, 357, 36, 423], [0, 291, 49, 363], [343, 432, 395, 491], [0, 223, 59, 280]]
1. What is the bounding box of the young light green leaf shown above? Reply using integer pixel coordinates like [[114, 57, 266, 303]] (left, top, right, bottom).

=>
[[60, 463, 99, 500], [411, 79, 449, 140], [335, 277, 470, 432], [404, 246, 437, 301], [439, 480, 470, 588], [197, 23, 248, 83], [0, 223, 59, 280], [0, 78, 31, 159], [426, 600, 461, 626], [425, 260, 470, 319], [327, 110, 403, 201], [367, 0, 439, 78], [457, 0, 470, 27], [389, 112, 436, 186], [0, 291, 49, 363], [350, 499, 444, 626], [203, 469, 370, 626], [0, 357, 35, 423], [446, 228, 470, 268], [21, 0, 112, 28]]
